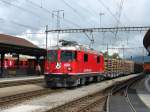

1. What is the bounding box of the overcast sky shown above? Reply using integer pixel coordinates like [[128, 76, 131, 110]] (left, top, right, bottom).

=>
[[0, 0, 149, 57]]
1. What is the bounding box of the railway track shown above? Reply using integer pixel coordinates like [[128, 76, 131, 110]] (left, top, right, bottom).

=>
[[0, 77, 44, 88], [0, 75, 143, 111], [46, 89, 108, 112], [0, 86, 64, 109], [46, 75, 143, 112], [106, 75, 144, 112], [125, 85, 137, 112]]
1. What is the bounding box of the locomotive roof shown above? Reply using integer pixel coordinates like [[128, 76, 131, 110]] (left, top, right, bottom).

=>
[[48, 45, 103, 55]]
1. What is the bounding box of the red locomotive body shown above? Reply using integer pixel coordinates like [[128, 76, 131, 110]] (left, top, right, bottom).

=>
[[44, 41, 105, 87]]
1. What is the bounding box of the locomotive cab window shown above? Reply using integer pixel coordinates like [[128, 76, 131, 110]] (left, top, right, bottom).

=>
[[84, 54, 88, 62], [61, 51, 77, 62], [47, 50, 57, 62], [97, 56, 100, 63]]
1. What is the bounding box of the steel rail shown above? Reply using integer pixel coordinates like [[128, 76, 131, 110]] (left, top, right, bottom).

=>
[[0, 88, 64, 108], [47, 91, 109, 112], [125, 83, 137, 112], [0, 78, 44, 88], [77, 96, 107, 112], [47, 75, 143, 112], [106, 93, 111, 112], [106, 75, 144, 112], [125, 74, 145, 112]]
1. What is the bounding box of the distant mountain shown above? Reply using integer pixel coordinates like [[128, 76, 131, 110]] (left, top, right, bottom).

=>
[[128, 56, 150, 63]]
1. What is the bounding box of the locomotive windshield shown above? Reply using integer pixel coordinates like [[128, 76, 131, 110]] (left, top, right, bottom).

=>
[[61, 51, 76, 62], [47, 50, 57, 62]]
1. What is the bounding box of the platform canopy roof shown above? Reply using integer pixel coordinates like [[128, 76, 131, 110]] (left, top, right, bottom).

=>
[[0, 34, 46, 57]]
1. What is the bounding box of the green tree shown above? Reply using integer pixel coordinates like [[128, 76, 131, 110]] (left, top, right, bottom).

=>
[[103, 52, 121, 59], [111, 53, 120, 59], [103, 51, 109, 58]]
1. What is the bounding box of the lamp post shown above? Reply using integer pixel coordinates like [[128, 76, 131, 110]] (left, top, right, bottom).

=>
[[99, 12, 105, 27], [45, 25, 48, 50]]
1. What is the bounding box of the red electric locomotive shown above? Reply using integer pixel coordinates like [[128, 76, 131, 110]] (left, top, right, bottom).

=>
[[44, 40, 105, 87]]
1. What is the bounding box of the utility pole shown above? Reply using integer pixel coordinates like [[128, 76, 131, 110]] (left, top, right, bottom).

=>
[[52, 10, 64, 46], [99, 12, 104, 27], [122, 45, 125, 59], [122, 45, 125, 74], [107, 43, 109, 60], [40, 0, 43, 8], [106, 43, 109, 75], [45, 25, 48, 50]]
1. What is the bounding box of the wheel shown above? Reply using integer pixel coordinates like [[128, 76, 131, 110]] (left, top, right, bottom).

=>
[[101, 76, 105, 81], [80, 78, 86, 86], [97, 76, 101, 82], [46, 81, 57, 89], [46, 81, 51, 87]]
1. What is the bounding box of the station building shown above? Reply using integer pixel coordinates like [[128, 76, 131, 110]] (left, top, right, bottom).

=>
[[0, 34, 46, 77]]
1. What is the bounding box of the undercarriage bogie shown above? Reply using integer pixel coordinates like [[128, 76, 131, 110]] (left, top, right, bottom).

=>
[[45, 74, 104, 88]]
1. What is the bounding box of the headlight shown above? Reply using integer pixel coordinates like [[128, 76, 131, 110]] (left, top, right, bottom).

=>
[[67, 67, 72, 71]]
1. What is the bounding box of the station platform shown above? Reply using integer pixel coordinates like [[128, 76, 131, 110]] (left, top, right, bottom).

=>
[[0, 75, 44, 88], [0, 75, 44, 83], [109, 75, 150, 112], [109, 95, 133, 112], [0, 84, 45, 98], [136, 75, 150, 109], [0, 76, 45, 98]]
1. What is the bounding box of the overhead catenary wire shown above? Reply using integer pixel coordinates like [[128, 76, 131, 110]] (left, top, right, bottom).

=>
[[0, 0, 46, 30], [26, 0, 99, 45], [114, 0, 125, 39], [0, 0, 82, 31], [97, 0, 128, 45], [0, 0, 145, 44], [114, 0, 131, 23], [77, 0, 105, 26], [26, 0, 82, 29], [0, 0, 41, 18], [11, 20, 39, 30], [60, 0, 85, 20], [83, 31, 95, 48], [0, 17, 39, 30], [86, 1, 100, 16], [60, 0, 99, 27], [62, 0, 98, 19], [97, 0, 120, 24], [97, 0, 123, 38]]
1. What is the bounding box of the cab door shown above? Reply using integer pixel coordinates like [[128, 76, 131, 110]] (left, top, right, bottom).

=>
[[77, 51, 83, 73]]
